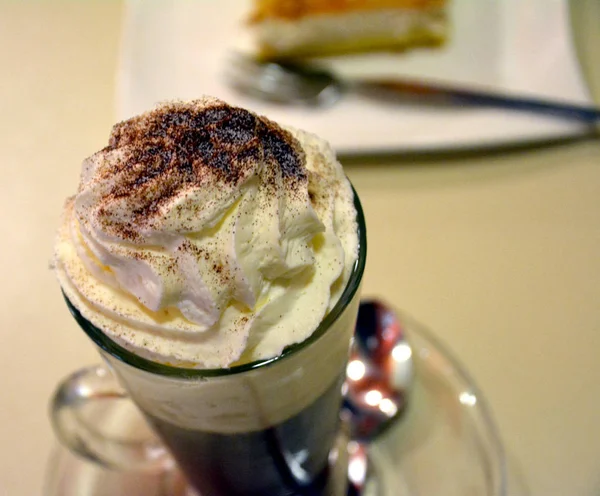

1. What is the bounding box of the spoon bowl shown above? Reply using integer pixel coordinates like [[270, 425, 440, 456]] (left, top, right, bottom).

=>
[[226, 54, 344, 107], [343, 300, 414, 494]]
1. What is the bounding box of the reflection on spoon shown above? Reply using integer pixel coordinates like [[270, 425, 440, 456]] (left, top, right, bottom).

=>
[[343, 300, 414, 494]]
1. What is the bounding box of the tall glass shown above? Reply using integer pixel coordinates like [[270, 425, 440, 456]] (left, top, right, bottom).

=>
[[51, 192, 366, 496]]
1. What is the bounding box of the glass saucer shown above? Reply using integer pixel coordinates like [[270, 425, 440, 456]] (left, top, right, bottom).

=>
[[43, 313, 506, 496]]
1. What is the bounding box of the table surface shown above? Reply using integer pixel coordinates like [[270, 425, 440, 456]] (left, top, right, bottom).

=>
[[1, 3, 599, 496]]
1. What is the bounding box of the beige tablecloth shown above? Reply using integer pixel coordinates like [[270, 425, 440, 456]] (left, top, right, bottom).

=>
[[1, 3, 599, 495]]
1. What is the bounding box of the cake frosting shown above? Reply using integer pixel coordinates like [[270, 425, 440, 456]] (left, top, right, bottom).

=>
[[54, 97, 358, 368], [249, 0, 447, 58]]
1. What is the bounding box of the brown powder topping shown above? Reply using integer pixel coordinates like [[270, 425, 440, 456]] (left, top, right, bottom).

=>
[[86, 98, 306, 241]]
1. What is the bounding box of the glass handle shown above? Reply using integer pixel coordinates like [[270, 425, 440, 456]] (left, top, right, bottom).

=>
[[49, 364, 173, 471]]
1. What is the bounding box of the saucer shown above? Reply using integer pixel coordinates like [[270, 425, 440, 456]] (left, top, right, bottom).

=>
[[43, 313, 506, 496]]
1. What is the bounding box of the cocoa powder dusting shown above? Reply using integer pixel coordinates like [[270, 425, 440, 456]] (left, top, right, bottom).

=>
[[92, 99, 306, 241]]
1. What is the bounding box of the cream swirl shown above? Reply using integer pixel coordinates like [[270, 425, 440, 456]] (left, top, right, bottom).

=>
[[55, 97, 358, 368]]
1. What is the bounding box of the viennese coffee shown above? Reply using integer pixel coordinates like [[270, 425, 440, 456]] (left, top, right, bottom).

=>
[[54, 97, 361, 495]]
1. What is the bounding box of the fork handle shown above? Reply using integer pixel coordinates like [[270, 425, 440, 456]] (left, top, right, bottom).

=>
[[359, 79, 600, 124]]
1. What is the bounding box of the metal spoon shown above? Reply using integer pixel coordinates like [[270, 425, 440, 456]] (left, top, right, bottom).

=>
[[343, 300, 414, 495], [226, 54, 343, 107], [226, 54, 600, 123]]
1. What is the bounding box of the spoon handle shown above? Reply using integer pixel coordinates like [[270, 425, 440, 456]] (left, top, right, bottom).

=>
[[356, 79, 600, 124]]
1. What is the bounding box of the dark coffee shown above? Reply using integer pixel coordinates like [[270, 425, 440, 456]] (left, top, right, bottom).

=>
[[145, 374, 344, 496]]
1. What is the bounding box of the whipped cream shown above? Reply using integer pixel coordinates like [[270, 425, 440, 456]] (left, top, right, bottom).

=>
[[55, 97, 358, 368]]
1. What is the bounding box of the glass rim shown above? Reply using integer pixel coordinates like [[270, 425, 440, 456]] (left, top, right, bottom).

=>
[[64, 185, 367, 379]]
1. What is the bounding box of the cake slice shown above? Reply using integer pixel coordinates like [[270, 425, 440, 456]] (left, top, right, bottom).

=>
[[249, 0, 449, 59]]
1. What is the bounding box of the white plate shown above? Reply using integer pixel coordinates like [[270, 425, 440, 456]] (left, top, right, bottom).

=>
[[117, 0, 594, 154]]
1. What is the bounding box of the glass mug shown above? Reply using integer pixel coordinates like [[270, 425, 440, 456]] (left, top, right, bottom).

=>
[[50, 193, 366, 496]]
